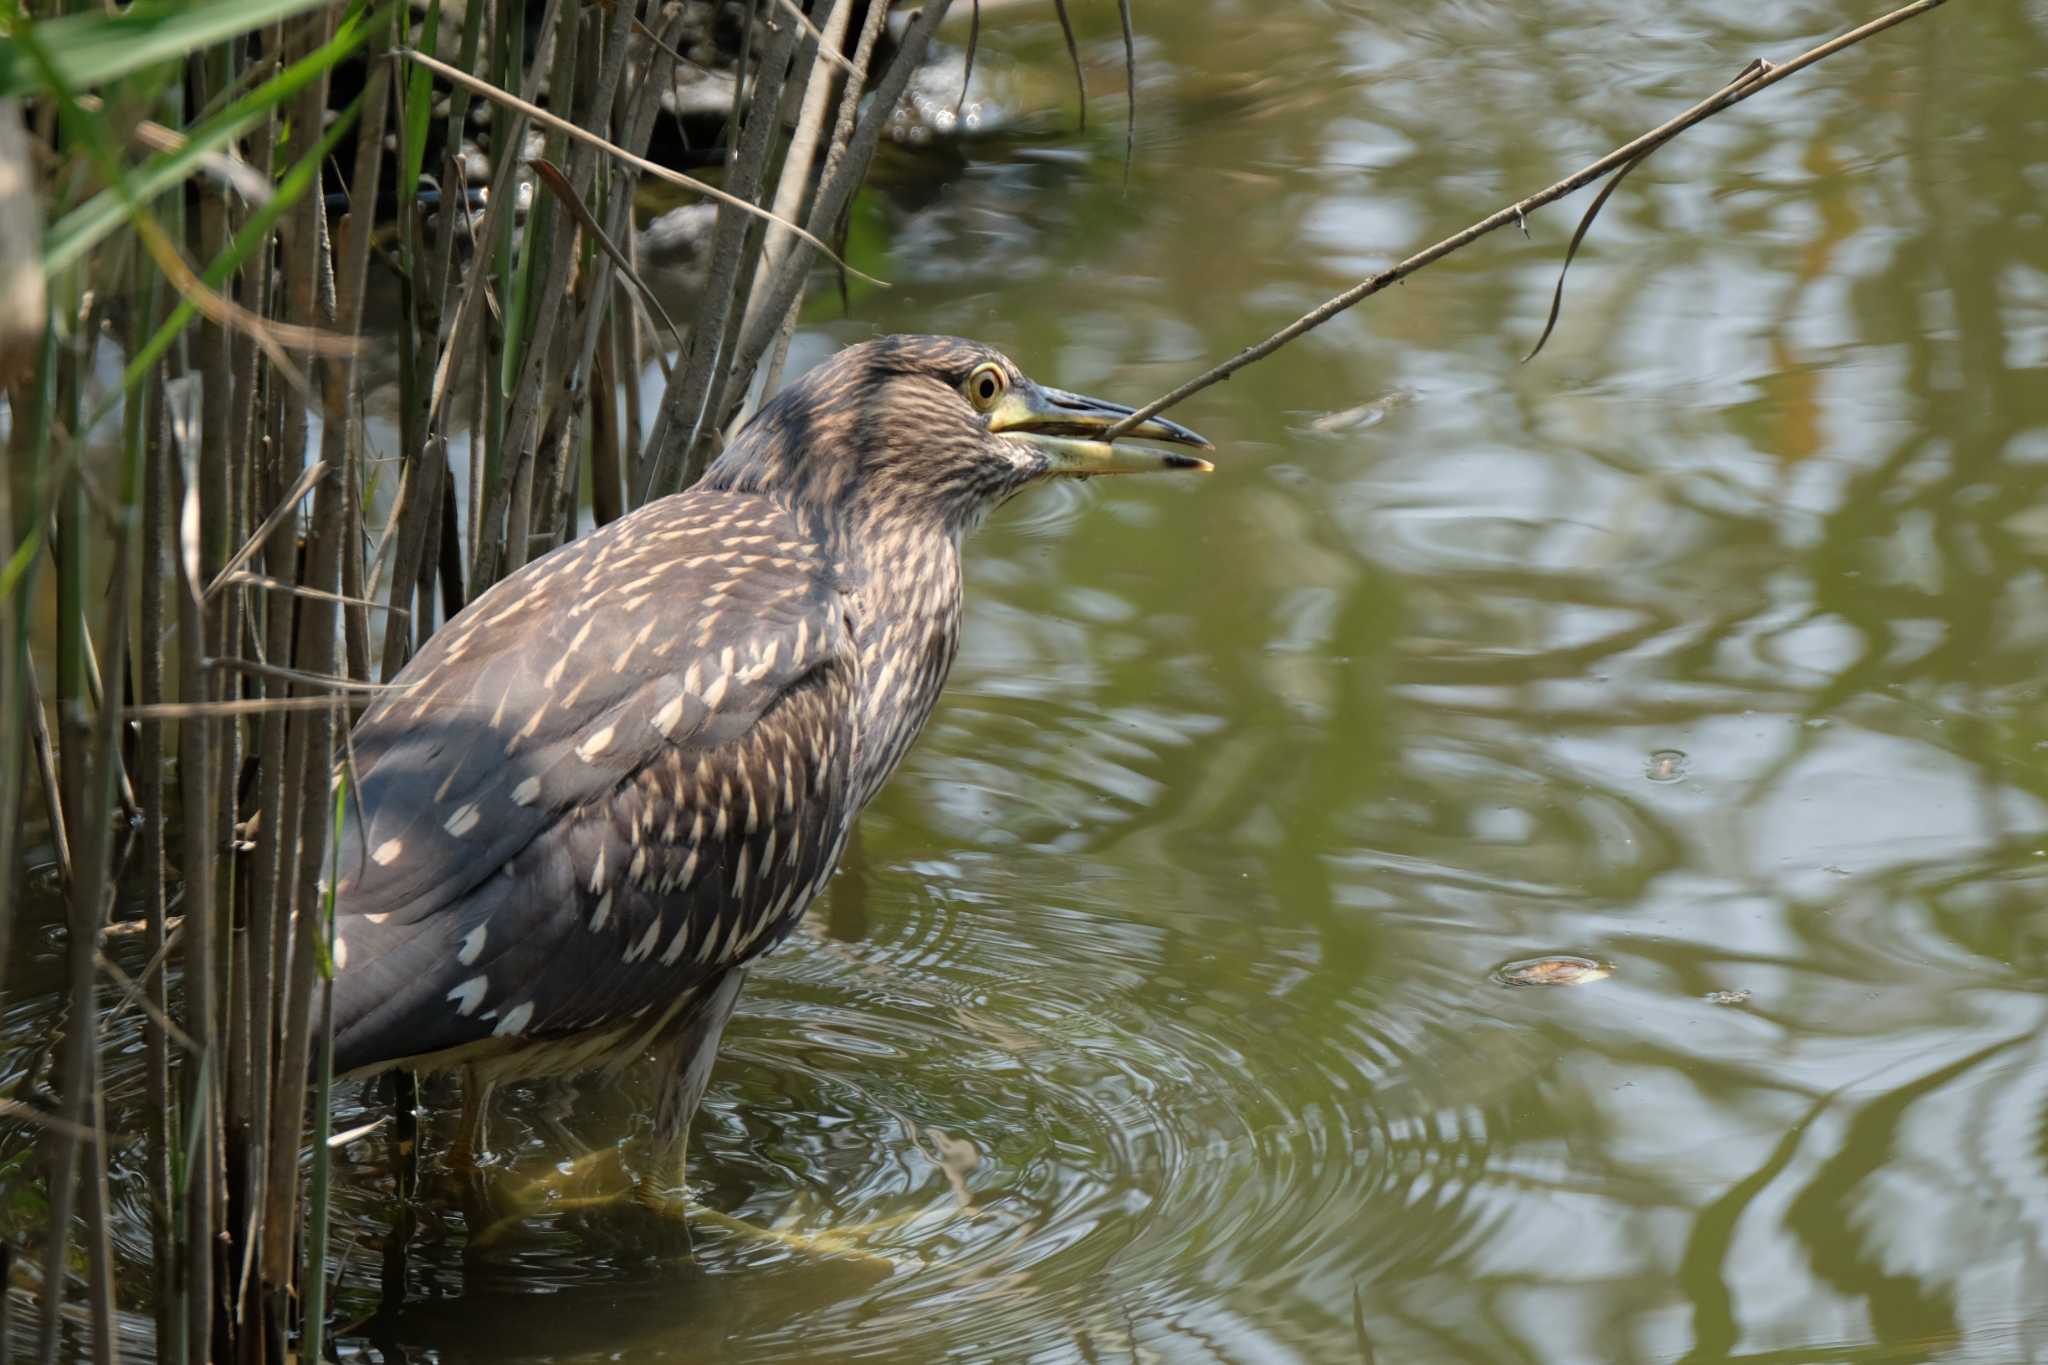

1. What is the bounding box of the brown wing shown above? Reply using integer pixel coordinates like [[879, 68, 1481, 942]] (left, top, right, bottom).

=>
[[328, 488, 859, 1075]]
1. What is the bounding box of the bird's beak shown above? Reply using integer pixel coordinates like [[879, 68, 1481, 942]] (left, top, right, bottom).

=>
[[989, 383, 1214, 476]]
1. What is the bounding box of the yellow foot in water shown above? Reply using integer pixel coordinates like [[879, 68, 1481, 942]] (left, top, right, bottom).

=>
[[470, 1150, 925, 1266], [469, 1147, 635, 1246], [678, 1192, 948, 1266]]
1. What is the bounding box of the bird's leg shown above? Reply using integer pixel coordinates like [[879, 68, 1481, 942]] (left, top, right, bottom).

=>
[[388, 1069, 421, 1199], [448, 1066, 494, 1169], [464, 974, 887, 1264], [633, 972, 746, 1218], [625, 972, 904, 1263], [468, 1144, 635, 1248], [632, 1133, 694, 1219], [683, 1115, 971, 1261], [471, 978, 748, 1245], [473, 1078, 633, 1232]]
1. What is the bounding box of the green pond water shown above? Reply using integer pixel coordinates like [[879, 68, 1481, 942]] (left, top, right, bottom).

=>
[[8, 1, 2048, 1360]]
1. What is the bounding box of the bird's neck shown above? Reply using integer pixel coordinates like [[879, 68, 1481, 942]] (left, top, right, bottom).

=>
[[699, 434, 971, 801], [837, 511, 965, 807]]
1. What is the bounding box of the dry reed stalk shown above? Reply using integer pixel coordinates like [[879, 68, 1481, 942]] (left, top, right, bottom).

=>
[[641, 9, 805, 498], [137, 304, 178, 1365], [729, 0, 953, 412], [537, 7, 687, 546], [757, 0, 893, 402], [6, 2, 1044, 1357], [593, 5, 693, 508], [467, 0, 567, 589], [743, 0, 855, 355]]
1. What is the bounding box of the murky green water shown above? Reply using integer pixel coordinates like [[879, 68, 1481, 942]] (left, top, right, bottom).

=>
[[10, 1, 2048, 1360]]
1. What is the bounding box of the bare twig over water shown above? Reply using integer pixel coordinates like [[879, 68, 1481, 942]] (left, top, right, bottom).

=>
[[1101, 0, 1951, 440], [1053, 0, 1087, 131]]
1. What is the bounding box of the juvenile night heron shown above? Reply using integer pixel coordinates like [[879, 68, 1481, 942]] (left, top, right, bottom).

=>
[[328, 335, 1210, 1195]]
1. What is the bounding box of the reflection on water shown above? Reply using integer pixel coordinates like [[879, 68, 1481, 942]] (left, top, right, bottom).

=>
[[7, 1, 2048, 1360]]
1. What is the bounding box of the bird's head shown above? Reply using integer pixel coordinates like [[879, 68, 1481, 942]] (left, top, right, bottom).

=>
[[706, 335, 1212, 538]]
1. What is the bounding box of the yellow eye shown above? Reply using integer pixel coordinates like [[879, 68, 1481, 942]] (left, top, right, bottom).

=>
[[964, 362, 1007, 411]]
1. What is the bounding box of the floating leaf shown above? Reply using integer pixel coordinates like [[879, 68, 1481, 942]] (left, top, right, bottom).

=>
[[1495, 956, 1613, 987]]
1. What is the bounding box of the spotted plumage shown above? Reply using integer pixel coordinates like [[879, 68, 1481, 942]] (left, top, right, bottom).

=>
[[325, 335, 1210, 1174]]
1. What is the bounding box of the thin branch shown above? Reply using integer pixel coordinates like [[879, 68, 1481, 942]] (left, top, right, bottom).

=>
[[132, 213, 347, 384], [0, 1100, 130, 1146], [1117, 0, 1135, 187], [95, 950, 199, 1054], [324, 1116, 388, 1150], [100, 914, 185, 940], [528, 157, 685, 352], [23, 658, 72, 892], [1101, 0, 1950, 440], [773, 0, 861, 76], [957, 0, 980, 117], [1052, 0, 1086, 132], [202, 656, 401, 692], [200, 460, 326, 604], [124, 695, 364, 721], [75, 92, 272, 204], [223, 571, 410, 615]]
